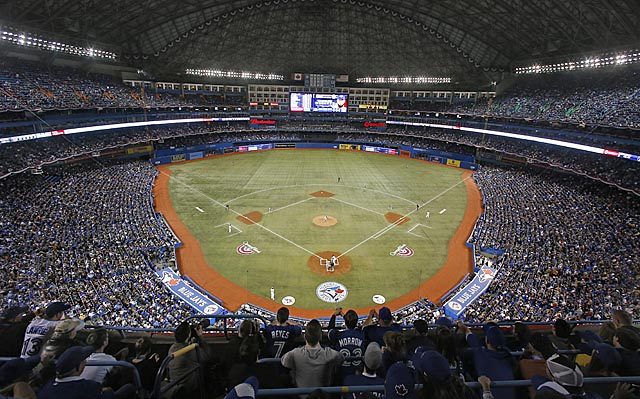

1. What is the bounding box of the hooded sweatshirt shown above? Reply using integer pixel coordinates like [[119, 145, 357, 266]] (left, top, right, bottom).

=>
[[281, 345, 344, 388]]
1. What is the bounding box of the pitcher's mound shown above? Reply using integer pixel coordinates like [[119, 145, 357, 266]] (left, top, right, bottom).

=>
[[310, 190, 335, 198], [237, 211, 263, 225], [313, 215, 338, 227], [385, 212, 410, 225], [308, 251, 352, 276]]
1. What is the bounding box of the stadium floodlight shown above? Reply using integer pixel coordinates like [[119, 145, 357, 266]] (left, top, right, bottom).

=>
[[185, 68, 284, 80], [0, 25, 117, 60], [514, 48, 640, 74], [356, 75, 451, 84]]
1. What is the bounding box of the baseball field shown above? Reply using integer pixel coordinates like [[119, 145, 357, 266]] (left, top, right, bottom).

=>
[[154, 149, 482, 318]]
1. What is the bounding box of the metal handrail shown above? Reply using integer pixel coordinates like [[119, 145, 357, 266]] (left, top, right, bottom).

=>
[[0, 357, 144, 398], [184, 313, 271, 339], [152, 343, 202, 399], [255, 376, 640, 396]]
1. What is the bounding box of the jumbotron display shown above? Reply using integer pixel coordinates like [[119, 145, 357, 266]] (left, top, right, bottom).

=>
[[289, 92, 348, 113]]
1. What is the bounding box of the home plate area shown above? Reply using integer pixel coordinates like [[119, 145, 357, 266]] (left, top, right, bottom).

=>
[[308, 251, 352, 276]]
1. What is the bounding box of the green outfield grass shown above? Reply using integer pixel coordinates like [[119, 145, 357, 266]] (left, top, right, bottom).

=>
[[166, 149, 468, 309]]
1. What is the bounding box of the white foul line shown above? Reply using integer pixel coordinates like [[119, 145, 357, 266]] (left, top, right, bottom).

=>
[[162, 170, 322, 259], [267, 197, 315, 213], [330, 197, 385, 216], [340, 176, 472, 258]]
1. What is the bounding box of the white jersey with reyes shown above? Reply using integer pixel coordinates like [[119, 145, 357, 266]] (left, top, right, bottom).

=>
[[21, 318, 60, 358]]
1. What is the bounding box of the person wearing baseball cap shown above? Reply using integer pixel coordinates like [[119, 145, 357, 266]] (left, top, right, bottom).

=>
[[20, 301, 71, 358], [457, 321, 516, 399], [37, 346, 104, 399], [384, 361, 415, 399], [363, 307, 402, 347], [224, 376, 259, 399], [413, 350, 479, 399], [0, 305, 35, 357], [343, 342, 384, 397]]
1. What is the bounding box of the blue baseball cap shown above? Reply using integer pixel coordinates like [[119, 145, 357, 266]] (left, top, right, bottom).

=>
[[224, 376, 259, 399], [385, 362, 415, 399], [413, 350, 451, 381], [56, 346, 94, 375], [379, 307, 392, 322]]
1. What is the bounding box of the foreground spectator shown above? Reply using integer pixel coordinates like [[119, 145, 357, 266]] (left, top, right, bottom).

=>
[[37, 346, 110, 399], [21, 302, 70, 358], [364, 307, 403, 347], [342, 342, 384, 399], [81, 329, 116, 384], [0, 306, 34, 357], [129, 336, 161, 393], [328, 308, 365, 383], [384, 361, 415, 399], [458, 321, 515, 399], [281, 319, 344, 389], [165, 321, 211, 399], [263, 307, 302, 359], [413, 350, 478, 399]]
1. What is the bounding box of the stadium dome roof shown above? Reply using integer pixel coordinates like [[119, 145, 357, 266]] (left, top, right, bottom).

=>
[[2, 0, 639, 84]]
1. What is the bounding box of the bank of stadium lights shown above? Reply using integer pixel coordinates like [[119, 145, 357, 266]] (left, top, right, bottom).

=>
[[356, 76, 451, 84], [185, 69, 284, 81], [0, 29, 117, 60], [515, 49, 640, 74]]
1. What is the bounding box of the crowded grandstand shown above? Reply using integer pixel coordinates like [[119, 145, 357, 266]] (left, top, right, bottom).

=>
[[0, 1, 639, 398]]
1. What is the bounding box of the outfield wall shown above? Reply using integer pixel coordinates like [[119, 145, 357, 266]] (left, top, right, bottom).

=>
[[150, 141, 479, 171]]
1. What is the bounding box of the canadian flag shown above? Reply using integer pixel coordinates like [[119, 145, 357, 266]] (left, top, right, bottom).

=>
[[292, 73, 304, 81]]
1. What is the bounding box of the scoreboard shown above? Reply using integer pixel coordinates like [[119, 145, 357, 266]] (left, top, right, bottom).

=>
[[289, 92, 348, 113], [304, 73, 336, 88]]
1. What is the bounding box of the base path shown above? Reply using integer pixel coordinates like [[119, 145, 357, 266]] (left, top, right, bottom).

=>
[[154, 165, 481, 319]]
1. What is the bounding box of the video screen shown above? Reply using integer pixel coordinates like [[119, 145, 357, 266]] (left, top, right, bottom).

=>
[[289, 92, 348, 113]]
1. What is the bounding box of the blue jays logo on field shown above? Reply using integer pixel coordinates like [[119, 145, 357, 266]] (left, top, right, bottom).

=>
[[316, 282, 348, 303]]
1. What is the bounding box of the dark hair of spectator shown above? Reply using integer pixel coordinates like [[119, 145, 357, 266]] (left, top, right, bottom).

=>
[[344, 310, 358, 330], [553, 319, 572, 339], [86, 329, 108, 350], [277, 307, 290, 324], [514, 322, 531, 343], [434, 325, 457, 364], [528, 333, 557, 360], [612, 310, 632, 326], [615, 326, 640, 351], [383, 331, 407, 356], [174, 321, 191, 343], [239, 319, 257, 337], [598, 322, 617, 344], [239, 336, 260, 364], [305, 319, 322, 346], [135, 336, 152, 355]]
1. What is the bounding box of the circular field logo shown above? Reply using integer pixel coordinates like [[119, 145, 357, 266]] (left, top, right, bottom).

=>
[[282, 296, 296, 306], [397, 246, 414, 257], [316, 282, 348, 303], [372, 294, 386, 304], [447, 301, 462, 311]]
